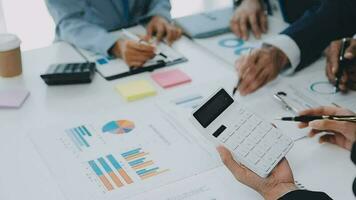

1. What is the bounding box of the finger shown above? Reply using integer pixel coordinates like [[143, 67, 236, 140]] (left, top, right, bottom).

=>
[[130, 42, 156, 53], [326, 62, 335, 84], [241, 70, 269, 95], [230, 16, 242, 37], [217, 146, 246, 179], [260, 12, 268, 33], [344, 40, 356, 59], [298, 122, 309, 129], [320, 133, 354, 150], [238, 50, 259, 77], [330, 42, 341, 75], [309, 120, 354, 135], [166, 27, 175, 45], [298, 106, 341, 116], [155, 24, 166, 43], [339, 71, 349, 92], [240, 16, 249, 40], [249, 14, 261, 39], [308, 129, 324, 137], [146, 24, 154, 40]]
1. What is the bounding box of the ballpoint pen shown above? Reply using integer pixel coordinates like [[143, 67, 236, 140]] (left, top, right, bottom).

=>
[[276, 115, 356, 123], [233, 48, 252, 95], [121, 29, 167, 58], [334, 38, 350, 92]]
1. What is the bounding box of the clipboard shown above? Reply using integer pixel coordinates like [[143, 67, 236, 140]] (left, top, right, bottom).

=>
[[75, 27, 188, 81]]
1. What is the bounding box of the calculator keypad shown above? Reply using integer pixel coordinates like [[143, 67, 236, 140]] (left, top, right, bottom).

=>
[[219, 107, 293, 176]]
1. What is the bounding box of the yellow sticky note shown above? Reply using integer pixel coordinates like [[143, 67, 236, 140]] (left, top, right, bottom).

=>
[[116, 80, 157, 102]]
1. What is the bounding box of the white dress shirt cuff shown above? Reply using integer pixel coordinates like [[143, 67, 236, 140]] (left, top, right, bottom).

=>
[[353, 34, 356, 39], [264, 34, 301, 75]]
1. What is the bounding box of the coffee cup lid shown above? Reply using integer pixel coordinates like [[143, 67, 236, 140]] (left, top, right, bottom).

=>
[[0, 33, 21, 52]]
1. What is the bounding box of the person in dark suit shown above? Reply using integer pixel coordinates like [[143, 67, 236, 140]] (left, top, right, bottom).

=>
[[233, 0, 356, 95], [218, 106, 356, 199]]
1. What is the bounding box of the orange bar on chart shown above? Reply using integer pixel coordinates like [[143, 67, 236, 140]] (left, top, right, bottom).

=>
[[140, 169, 170, 180], [108, 172, 124, 188], [118, 169, 133, 184], [99, 176, 114, 191], [132, 160, 154, 170], [125, 152, 149, 161]]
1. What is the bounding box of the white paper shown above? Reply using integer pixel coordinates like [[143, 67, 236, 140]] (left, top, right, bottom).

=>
[[29, 105, 220, 200], [194, 16, 289, 66]]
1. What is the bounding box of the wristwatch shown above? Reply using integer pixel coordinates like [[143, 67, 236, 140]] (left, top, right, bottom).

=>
[[233, 0, 243, 8]]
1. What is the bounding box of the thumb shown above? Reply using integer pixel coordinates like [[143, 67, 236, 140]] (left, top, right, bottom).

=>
[[146, 24, 154, 40], [309, 120, 345, 134], [344, 42, 356, 59], [217, 146, 245, 177]]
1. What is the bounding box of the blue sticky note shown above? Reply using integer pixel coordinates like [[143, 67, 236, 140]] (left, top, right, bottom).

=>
[[97, 58, 108, 65]]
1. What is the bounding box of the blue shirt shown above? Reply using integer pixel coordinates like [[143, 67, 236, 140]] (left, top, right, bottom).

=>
[[46, 0, 172, 56]]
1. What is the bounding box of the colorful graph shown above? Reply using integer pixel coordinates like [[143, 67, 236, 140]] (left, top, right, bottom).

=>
[[121, 148, 169, 180], [218, 38, 255, 56], [102, 120, 135, 134], [88, 154, 133, 191], [66, 125, 92, 151], [310, 81, 337, 94]]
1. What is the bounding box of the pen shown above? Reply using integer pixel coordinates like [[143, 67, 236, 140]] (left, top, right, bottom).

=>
[[233, 48, 252, 95], [276, 115, 356, 123], [121, 29, 167, 59], [334, 38, 350, 92]]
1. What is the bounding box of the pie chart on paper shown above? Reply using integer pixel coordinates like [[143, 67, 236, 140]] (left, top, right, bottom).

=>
[[102, 120, 135, 134]]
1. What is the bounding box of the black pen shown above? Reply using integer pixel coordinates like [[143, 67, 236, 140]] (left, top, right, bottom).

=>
[[335, 38, 350, 92], [276, 115, 356, 123], [232, 80, 241, 95], [233, 48, 252, 95]]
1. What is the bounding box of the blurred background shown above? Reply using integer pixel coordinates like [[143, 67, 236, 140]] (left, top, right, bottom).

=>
[[0, 0, 230, 51]]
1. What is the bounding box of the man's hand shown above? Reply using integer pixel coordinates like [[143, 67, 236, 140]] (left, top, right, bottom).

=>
[[299, 106, 356, 151], [110, 40, 156, 67], [325, 38, 356, 91], [217, 146, 297, 200], [236, 45, 289, 96], [146, 16, 182, 45], [231, 0, 268, 40]]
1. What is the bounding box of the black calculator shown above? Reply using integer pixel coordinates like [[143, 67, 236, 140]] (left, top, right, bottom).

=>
[[41, 62, 96, 85]]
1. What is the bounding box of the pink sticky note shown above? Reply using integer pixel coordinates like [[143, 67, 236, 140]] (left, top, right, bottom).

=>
[[151, 69, 191, 88], [0, 89, 30, 108]]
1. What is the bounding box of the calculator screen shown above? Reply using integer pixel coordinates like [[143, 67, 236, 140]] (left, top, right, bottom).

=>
[[193, 89, 234, 128]]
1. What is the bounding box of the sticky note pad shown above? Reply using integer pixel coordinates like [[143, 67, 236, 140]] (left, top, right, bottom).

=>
[[116, 80, 157, 102], [151, 69, 191, 88], [0, 89, 30, 108]]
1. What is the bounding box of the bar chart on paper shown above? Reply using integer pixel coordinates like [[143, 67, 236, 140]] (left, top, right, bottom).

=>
[[66, 125, 93, 151], [88, 154, 133, 191], [122, 148, 169, 180]]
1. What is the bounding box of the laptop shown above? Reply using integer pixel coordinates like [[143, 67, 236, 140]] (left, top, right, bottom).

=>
[[175, 7, 234, 38]]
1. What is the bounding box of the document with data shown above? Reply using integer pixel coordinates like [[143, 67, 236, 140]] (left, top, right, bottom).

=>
[[29, 105, 219, 200]]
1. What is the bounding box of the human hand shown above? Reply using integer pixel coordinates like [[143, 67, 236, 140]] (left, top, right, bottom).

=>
[[325, 38, 356, 91], [236, 45, 289, 96], [217, 146, 297, 200], [146, 16, 182, 45], [231, 0, 268, 40], [299, 106, 356, 151], [110, 40, 155, 67]]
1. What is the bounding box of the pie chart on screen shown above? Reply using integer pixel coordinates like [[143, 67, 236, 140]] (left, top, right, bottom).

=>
[[102, 120, 135, 134]]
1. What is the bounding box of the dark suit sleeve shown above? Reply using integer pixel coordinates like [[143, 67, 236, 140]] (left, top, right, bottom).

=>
[[279, 190, 333, 200], [281, 0, 356, 71], [351, 143, 356, 196]]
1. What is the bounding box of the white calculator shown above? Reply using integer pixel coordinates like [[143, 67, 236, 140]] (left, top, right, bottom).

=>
[[191, 88, 294, 178]]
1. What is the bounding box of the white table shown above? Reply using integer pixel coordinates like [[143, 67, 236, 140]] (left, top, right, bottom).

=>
[[0, 37, 355, 200]]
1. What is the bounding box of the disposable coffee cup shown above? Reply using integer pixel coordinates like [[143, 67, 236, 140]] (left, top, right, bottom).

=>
[[0, 34, 22, 77]]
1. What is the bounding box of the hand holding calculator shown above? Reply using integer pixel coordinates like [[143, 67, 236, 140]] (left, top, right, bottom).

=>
[[192, 89, 293, 178]]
